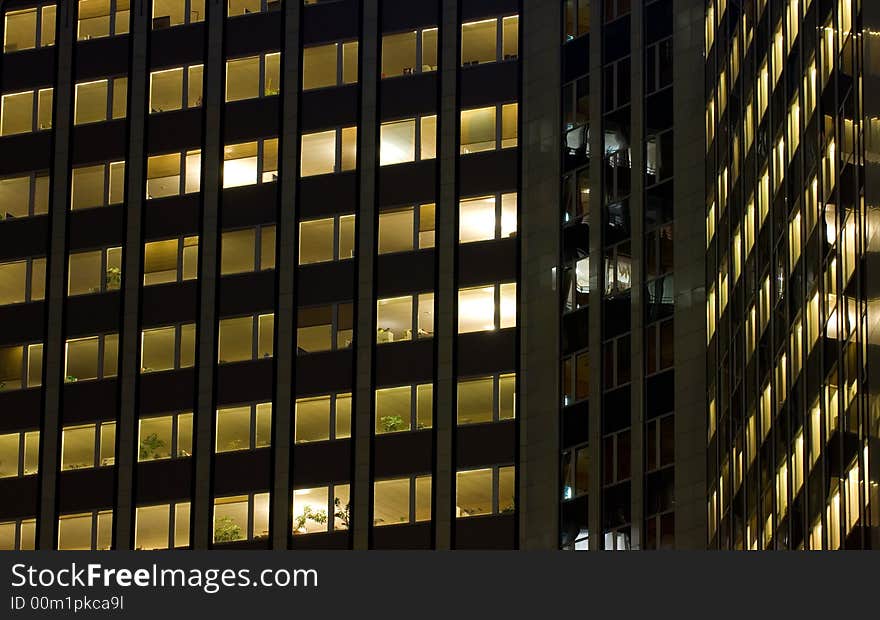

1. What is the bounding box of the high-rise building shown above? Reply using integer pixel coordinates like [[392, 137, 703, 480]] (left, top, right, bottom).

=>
[[0, 0, 710, 552], [706, 0, 880, 549], [558, 0, 706, 550]]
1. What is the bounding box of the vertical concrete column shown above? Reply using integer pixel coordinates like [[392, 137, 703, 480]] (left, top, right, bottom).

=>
[[434, 0, 458, 550], [192, 0, 224, 549], [114, 0, 149, 549], [352, 0, 379, 550], [628, 0, 645, 551], [519, 0, 561, 550], [38, 0, 74, 550], [587, 0, 603, 552], [672, 0, 707, 550], [271, 0, 301, 550]]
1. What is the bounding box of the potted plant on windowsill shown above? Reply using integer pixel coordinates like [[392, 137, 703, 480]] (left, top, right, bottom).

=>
[[213, 516, 242, 543], [139, 433, 167, 460], [105, 267, 122, 290], [293, 505, 328, 535], [333, 498, 350, 530], [379, 415, 405, 433]]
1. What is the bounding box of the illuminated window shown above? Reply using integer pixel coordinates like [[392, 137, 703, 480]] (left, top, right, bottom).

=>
[[0, 257, 46, 306], [376, 293, 434, 343], [3, 5, 56, 52], [789, 209, 802, 267], [143, 236, 198, 285], [298, 214, 355, 263], [0, 518, 36, 550], [460, 103, 517, 154], [300, 126, 357, 177], [0, 430, 39, 478], [67, 246, 122, 296], [149, 65, 203, 113], [60, 421, 116, 470], [294, 392, 351, 443], [374, 476, 432, 526], [134, 502, 190, 550], [70, 161, 126, 210], [456, 465, 515, 517], [218, 314, 274, 363], [74, 77, 127, 125], [457, 282, 516, 333], [459, 193, 517, 243], [57, 510, 112, 550], [378, 203, 435, 254], [381, 28, 437, 78], [0, 87, 53, 136], [302, 41, 358, 90], [221, 226, 276, 275], [292, 484, 350, 534], [227, 0, 282, 17], [225, 52, 281, 102], [804, 58, 817, 120], [379, 115, 437, 166], [375, 383, 433, 434], [223, 138, 278, 187], [0, 343, 43, 392], [215, 403, 272, 453], [296, 303, 353, 353], [0, 171, 49, 221], [461, 15, 518, 66], [137, 412, 193, 461], [64, 333, 118, 382], [151, 0, 205, 29], [213, 493, 269, 543], [457, 373, 515, 425], [140, 323, 195, 373], [146, 150, 201, 198], [77, 0, 129, 41]]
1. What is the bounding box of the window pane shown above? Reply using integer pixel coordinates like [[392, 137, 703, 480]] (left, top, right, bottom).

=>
[[377, 296, 412, 343], [417, 292, 434, 337], [0, 345, 23, 391], [416, 383, 433, 429], [180, 323, 195, 368], [342, 41, 358, 84], [292, 487, 328, 534], [75, 79, 108, 125], [420, 115, 437, 159], [26, 344, 42, 388], [462, 19, 497, 65], [0, 261, 27, 305], [187, 65, 204, 107], [108, 162, 125, 204], [499, 465, 515, 513], [264, 52, 280, 96], [225, 56, 260, 102], [260, 226, 276, 269], [499, 373, 516, 420], [103, 334, 118, 377], [111, 77, 127, 118], [415, 476, 432, 521], [297, 306, 332, 353], [70, 165, 104, 210], [138, 416, 173, 461], [216, 406, 250, 452], [1, 91, 34, 136], [68, 251, 101, 295], [422, 28, 438, 71], [253, 492, 269, 540], [339, 214, 355, 259], [295, 395, 330, 443], [500, 282, 517, 328], [99, 422, 115, 466], [341, 126, 357, 170], [174, 502, 190, 547], [378, 208, 414, 254], [223, 142, 258, 188], [58, 514, 93, 550], [65, 337, 99, 381], [141, 327, 175, 372], [381, 31, 416, 78], [458, 377, 494, 425], [303, 44, 337, 90], [185, 150, 201, 193], [4, 9, 37, 53], [501, 103, 518, 148], [177, 413, 193, 457], [460, 196, 496, 243], [419, 203, 435, 248], [380, 119, 415, 166], [334, 484, 350, 530], [146, 153, 181, 198], [213, 496, 247, 542], [456, 469, 492, 516], [0, 175, 32, 219], [374, 478, 410, 526], [335, 393, 351, 439], [460, 107, 496, 154], [135, 504, 170, 550], [299, 219, 334, 264], [0, 434, 19, 478], [144, 239, 179, 285], [218, 316, 253, 363], [221, 229, 256, 275], [502, 16, 519, 60], [501, 193, 517, 238], [255, 403, 272, 448], [301, 130, 336, 177], [61, 425, 95, 470], [458, 285, 494, 333], [258, 314, 274, 358], [376, 385, 411, 434], [23, 431, 39, 474]]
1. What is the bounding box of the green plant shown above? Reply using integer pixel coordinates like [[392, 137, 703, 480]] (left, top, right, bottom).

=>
[[333, 497, 350, 529], [213, 516, 242, 543], [65, 375, 78, 383], [139, 433, 167, 460], [500, 504, 516, 514], [294, 505, 328, 533], [380, 415, 406, 433], [105, 266, 122, 289]]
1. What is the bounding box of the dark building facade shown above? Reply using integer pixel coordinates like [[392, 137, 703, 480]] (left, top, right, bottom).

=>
[[706, 0, 880, 549], [558, 0, 706, 550], [0, 0, 707, 551]]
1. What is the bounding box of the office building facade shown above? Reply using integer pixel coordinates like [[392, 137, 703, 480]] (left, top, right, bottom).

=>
[[706, 0, 880, 549], [0, 0, 709, 551]]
